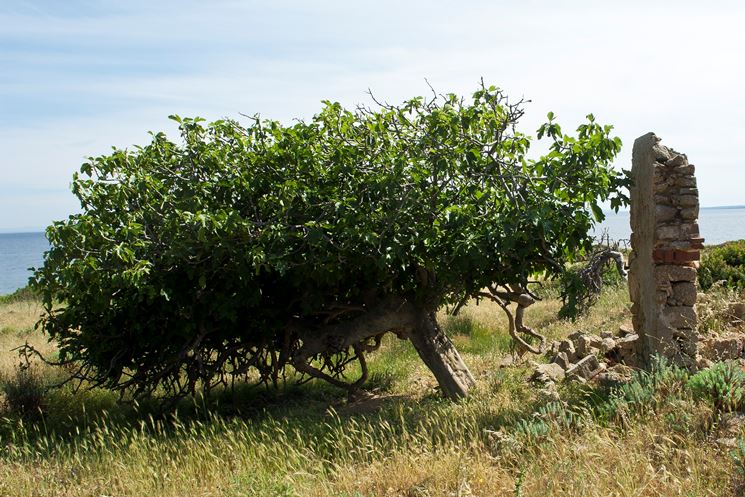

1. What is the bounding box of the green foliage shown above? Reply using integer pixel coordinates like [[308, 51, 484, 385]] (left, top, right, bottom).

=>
[[591, 356, 690, 423], [513, 399, 587, 441], [0, 286, 38, 304], [699, 240, 745, 291], [32, 83, 627, 399], [558, 266, 587, 320], [687, 361, 745, 412]]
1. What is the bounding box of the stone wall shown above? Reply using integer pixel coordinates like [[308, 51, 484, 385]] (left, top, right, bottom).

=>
[[628, 132, 704, 368]]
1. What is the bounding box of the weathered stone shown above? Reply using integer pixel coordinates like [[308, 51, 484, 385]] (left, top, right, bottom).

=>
[[632, 133, 652, 360], [630, 232, 639, 248], [700, 335, 743, 361], [610, 333, 640, 366], [655, 204, 678, 223], [671, 282, 697, 306], [675, 164, 695, 175], [720, 412, 745, 437], [653, 144, 673, 161], [654, 175, 674, 189], [696, 356, 714, 370], [618, 324, 634, 336], [679, 195, 698, 207], [662, 306, 697, 328], [575, 334, 602, 356], [680, 207, 698, 220], [656, 290, 669, 305], [616, 333, 639, 350], [664, 155, 686, 167], [654, 194, 673, 206], [538, 383, 561, 402], [679, 187, 698, 196], [600, 330, 614, 340], [532, 362, 566, 383], [676, 176, 697, 188], [597, 363, 634, 385], [553, 351, 571, 370], [565, 355, 602, 381], [656, 265, 697, 282], [588, 334, 603, 348], [680, 223, 699, 236], [657, 225, 681, 240], [558, 339, 577, 361], [600, 337, 616, 353], [669, 240, 693, 250]]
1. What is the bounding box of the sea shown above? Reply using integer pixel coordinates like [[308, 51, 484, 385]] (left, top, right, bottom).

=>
[[1, 206, 744, 295], [0, 231, 50, 295], [590, 206, 745, 248]]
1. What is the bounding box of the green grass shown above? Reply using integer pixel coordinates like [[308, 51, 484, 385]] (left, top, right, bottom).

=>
[[0, 285, 743, 496]]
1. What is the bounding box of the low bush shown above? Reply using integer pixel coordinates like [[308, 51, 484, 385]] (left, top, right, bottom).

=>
[[687, 361, 745, 412], [1, 365, 47, 419], [0, 286, 38, 304], [699, 240, 745, 291]]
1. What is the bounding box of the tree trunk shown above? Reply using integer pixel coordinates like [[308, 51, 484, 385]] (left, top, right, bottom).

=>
[[408, 310, 476, 399]]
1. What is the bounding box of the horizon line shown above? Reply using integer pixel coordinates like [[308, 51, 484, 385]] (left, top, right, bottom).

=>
[[1, 204, 743, 235]]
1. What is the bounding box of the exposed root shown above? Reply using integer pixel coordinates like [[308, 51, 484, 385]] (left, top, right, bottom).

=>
[[578, 249, 627, 296], [478, 286, 546, 355]]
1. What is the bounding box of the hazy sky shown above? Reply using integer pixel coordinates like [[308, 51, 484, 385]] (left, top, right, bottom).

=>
[[1, 0, 744, 231]]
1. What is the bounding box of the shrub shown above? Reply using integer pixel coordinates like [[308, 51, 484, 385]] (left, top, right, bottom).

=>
[[31, 84, 628, 402], [699, 240, 745, 291], [687, 361, 745, 412], [1, 365, 47, 419], [0, 286, 38, 304]]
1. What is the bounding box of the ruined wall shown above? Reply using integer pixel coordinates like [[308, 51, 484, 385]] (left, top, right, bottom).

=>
[[628, 133, 704, 368]]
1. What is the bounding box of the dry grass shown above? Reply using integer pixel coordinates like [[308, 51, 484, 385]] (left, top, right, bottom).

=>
[[696, 286, 745, 337], [0, 298, 42, 334], [330, 422, 733, 497], [0, 299, 52, 376], [0, 284, 742, 497]]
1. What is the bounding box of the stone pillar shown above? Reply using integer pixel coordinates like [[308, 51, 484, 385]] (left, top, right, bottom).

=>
[[628, 133, 704, 368]]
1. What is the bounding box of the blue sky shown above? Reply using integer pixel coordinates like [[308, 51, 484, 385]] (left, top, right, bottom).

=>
[[1, 0, 744, 231]]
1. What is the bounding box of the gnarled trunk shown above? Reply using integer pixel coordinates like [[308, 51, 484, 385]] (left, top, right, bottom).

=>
[[291, 298, 475, 400], [408, 310, 476, 399]]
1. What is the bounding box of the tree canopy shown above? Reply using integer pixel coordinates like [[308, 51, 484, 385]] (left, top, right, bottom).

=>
[[32, 84, 628, 401]]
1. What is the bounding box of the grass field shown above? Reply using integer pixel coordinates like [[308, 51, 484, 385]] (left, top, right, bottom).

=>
[[0, 284, 743, 496]]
